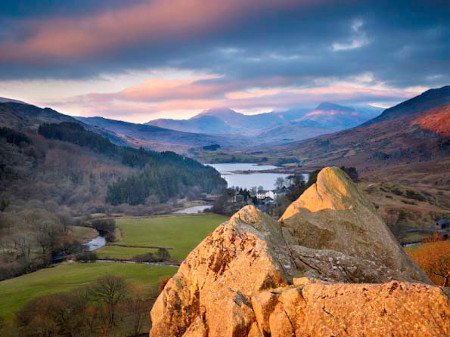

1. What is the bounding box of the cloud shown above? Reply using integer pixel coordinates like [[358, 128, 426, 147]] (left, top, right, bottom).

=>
[[0, 0, 308, 63], [0, 0, 448, 120], [331, 18, 369, 51], [47, 72, 426, 122]]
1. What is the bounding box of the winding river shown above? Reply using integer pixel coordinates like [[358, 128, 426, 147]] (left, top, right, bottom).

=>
[[83, 235, 106, 251]]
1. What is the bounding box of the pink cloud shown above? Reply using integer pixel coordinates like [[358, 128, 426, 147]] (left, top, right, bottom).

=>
[[49, 78, 425, 123], [0, 0, 314, 62]]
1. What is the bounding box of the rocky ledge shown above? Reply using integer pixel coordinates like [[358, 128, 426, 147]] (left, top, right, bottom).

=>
[[150, 167, 449, 337]]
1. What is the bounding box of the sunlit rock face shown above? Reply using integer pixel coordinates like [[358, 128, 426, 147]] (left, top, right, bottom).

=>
[[280, 167, 429, 283], [150, 167, 448, 337]]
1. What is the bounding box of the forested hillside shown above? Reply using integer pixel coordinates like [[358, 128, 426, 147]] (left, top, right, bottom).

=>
[[0, 109, 226, 280]]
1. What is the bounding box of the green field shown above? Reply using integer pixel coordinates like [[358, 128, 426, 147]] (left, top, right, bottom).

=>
[[0, 214, 226, 318], [97, 214, 227, 261], [0, 262, 176, 318]]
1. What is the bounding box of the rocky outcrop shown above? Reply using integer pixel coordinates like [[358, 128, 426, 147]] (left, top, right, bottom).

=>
[[280, 167, 429, 283], [251, 280, 449, 337], [150, 167, 448, 337]]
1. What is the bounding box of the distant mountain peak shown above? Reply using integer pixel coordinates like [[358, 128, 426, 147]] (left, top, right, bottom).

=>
[[197, 107, 241, 118], [315, 102, 355, 112]]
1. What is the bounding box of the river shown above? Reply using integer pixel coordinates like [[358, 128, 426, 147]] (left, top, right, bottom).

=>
[[84, 235, 106, 251], [208, 163, 306, 190]]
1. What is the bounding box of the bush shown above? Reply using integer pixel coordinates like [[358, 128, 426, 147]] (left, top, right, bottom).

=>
[[132, 248, 171, 263], [132, 252, 156, 263], [75, 251, 97, 262], [407, 241, 450, 286], [340, 166, 359, 182], [89, 219, 117, 242]]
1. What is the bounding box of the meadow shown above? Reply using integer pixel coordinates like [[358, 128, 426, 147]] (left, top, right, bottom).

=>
[[0, 262, 177, 318], [96, 214, 227, 261], [0, 213, 226, 318]]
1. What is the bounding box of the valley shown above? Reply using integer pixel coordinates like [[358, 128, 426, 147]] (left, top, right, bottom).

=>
[[1, 2, 449, 335], [0, 87, 448, 336]]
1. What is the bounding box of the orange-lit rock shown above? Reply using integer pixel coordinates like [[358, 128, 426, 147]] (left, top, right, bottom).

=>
[[280, 167, 429, 283], [251, 281, 449, 337], [150, 167, 447, 337]]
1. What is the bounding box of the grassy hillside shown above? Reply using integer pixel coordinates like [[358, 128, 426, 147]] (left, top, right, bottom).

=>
[[0, 262, 176, 318], [97, 214, 227, 260]]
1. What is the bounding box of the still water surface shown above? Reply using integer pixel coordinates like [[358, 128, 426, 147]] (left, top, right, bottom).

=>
[[207, 163, 291, 190]]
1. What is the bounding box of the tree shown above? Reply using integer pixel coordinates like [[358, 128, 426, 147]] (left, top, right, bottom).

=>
[[155, 247, 171, 261], [88, 275, 129, 327], [275, 177, 285, 190], [286, 175, 307, 202]]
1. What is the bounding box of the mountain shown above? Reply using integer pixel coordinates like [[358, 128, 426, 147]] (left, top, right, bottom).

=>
[[77, 116, 246, 153], [147, 104, 382, 143], [149, 107, 286, 136], [0, 101, 227, 210], [367, 85, 450, 124], [295, 102, 381, 129], [264, 86, 450, 170], [150, 168, 447, 336]]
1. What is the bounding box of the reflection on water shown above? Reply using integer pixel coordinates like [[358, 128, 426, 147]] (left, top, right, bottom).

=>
[[208, 163, 296, 190], [174, 205, 212, 214]]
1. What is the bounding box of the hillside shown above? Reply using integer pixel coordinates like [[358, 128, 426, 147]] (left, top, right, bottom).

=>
[[0, 102, 76, 129], [77, 116, 246, 153], [264, 86, 450, 171], [0, 103, 226, 280]]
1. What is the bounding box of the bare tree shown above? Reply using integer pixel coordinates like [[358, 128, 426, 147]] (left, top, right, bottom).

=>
[[12, 235, 31, 261], [274, 177, 285, 190], [88, 275, 128, 327]]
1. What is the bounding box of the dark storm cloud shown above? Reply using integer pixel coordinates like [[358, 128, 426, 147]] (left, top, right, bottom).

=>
[[0, 0, 448, 90]]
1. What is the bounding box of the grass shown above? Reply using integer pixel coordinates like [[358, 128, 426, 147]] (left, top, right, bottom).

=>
[[97, 214, 227, 261], [0, 262, 176, 318], [69, 225, 98, 242], [0, 214, 225, 318]]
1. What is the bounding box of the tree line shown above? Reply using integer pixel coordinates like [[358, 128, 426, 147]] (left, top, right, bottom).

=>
[[38, 122, 227, 205]]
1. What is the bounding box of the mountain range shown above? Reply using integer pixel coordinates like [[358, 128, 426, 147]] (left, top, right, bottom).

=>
[[1, 86, 448, 170], [147, 103, 382, 141], [262, 85, 450, 170]]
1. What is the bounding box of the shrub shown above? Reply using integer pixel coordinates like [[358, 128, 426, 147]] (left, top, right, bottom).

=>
[[89, 219, 117, 242], [407, 241, 450, 286], [422, 233, 446, 243], [75, 251, 98, 262], [340, 166, 359, 182], [132, 252, 156, 263], [132, 248, 171, 263]]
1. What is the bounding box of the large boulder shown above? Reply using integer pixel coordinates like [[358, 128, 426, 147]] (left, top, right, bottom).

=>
[[251, 280, 449, 337], [150, 206, 294, 336], [280, 167, 429, 283], [150, 167, 447, 337]]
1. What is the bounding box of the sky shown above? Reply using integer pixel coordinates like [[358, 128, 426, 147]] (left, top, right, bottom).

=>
[[0, 0, 448, 122]]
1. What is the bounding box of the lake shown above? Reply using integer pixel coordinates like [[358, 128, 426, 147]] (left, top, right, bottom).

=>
[[207, 163, 293, 190], [174, 205, 213, 214]]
